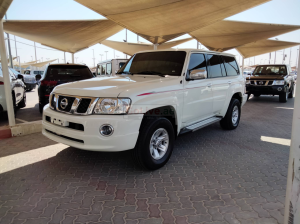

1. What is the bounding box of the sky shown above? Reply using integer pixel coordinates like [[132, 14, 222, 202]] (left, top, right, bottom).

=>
[[4, 0, 300, 68]]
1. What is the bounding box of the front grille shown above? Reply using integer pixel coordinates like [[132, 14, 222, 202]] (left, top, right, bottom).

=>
[[57, 96, 75, 112], [77, 99, 91, 113], [256, 81, 266, 85], [46, 129, 84, 143], [268, 81, 273, 85], [250, 81, 255, 85], [249, 80, 274, 86], [50, 94, 98, 115]]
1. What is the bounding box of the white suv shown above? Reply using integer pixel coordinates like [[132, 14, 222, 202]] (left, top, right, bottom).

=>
[[42, 49, 247, 170]]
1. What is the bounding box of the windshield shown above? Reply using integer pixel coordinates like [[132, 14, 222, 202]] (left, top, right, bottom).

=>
[[117, 51, 186, 76], [254, 65, 287, 76], [24, 70, 30, 74], [44, 65, 94, 81], [9, 68, 20, 76]]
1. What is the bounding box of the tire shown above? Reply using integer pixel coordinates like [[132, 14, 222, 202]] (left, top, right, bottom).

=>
[[26, 88, 32, 92], [279, 92, 288, 103], [288, 84, 294, 98], [220, 98, 241, 130], [247, 93, 251, 101], [12, 93, 17, 117], [253, 94, 261, 97], [133, 117, 175, 170], [39, 103, 44, 114], [18, 92, 26, 108]]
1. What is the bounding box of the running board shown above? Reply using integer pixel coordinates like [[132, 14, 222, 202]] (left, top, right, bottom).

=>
[[180, 117, 222, 134]]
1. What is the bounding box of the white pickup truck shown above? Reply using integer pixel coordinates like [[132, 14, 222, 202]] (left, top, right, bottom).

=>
[[42, 49, 247, 170]]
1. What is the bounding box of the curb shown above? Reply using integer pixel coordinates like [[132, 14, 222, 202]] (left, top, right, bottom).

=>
[[0, 120, 42, 139], [0, 126, 12, 140]]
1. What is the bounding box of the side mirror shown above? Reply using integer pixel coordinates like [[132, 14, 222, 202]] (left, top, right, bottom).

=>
[[36, 74, 42, 81], [188, 69, 207, 81], [17, 74, 23, 80]]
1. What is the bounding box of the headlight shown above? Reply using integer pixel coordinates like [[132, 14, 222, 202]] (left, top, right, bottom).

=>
[[273, 80, 285, 85], [245, 80, 250, 84], [93, 98, 131, 114]]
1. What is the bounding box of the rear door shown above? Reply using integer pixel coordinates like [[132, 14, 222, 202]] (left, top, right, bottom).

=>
[[207, 54, 230, 114], [183, 53, 213, 125]]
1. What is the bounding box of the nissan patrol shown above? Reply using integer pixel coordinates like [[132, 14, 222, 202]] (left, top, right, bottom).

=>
[[42, 49, 247, 170], [246, 64, 295, 102]]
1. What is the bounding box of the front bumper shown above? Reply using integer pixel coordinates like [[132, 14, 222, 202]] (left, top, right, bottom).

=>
[[42, 105, 143, 151], [246, 85, 286, 95]]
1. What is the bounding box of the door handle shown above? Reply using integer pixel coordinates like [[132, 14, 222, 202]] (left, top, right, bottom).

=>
[[207, 83, 212, 88]]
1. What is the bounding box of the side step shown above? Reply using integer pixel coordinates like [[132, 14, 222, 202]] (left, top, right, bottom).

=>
[[180, 117, 222, 134]]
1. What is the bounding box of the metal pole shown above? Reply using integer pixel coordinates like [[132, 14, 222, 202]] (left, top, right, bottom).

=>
[[269, 53, 271, 64], [14, 36, 18, 69], [282, 49, 285, 64], [0, 19, 15, 126], [274, 51, 277, 64], [105, 51, 108, 60], [64, 52, 66, 63], [197, 41, 199, 49], [125, 29, 128, 59], [283, 44, 300, 224], [92, 49, 95, 67], [289, 48, 292, 65], [137, 35, 139, 43], [154, 44, 158, 50], [241, 57, 244, 76], [4, 15, 13, 68], [72, 53, 74, 63], [34, 42, 37, 61]]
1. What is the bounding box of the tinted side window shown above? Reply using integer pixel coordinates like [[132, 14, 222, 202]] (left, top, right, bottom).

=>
[[101, 64, 106, 75], [187, 53, 207, 77], [223, 56, 239, 76], [97, 65, 101, 75], [207, 55, 223, 78]]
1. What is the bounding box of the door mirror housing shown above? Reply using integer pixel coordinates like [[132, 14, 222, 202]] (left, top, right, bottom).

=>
[[36, 74, 42, 81], [187, 69, 207, 81]]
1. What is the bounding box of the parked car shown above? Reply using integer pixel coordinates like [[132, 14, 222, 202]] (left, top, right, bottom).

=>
[[38, 64, 95, 113], [97, 59, 128, 76], [246, 64, 295, 102], [0, 65, 26, 116], [24, 69, 44, 81], [42, 49, 247, 170], [10, 68, 36, 91]]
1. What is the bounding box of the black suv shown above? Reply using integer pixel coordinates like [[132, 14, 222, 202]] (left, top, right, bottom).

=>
[[246, 64, 295, 103], [38, 64, 94, 113]]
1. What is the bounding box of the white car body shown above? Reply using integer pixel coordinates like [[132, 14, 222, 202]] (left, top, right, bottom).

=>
[[0, 66, 26, 112], [43, 49, 247, 152]]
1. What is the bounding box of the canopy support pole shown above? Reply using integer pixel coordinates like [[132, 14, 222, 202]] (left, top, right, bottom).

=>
[[0, 19, 15, 127], [153, 44, 158, 50], [241, 57, 244, 76], [64, 52, 66, 63], [284, 45, 300, 224], [72, 53, 74, 63]]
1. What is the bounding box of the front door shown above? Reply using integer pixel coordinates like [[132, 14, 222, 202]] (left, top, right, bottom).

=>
[[183, 53, 213, 126]]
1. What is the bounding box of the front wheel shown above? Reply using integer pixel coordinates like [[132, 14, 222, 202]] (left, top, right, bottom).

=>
[[133, 117, 175, 170], [253, 94, 261, 97], [279, 92, 288, 103], [18, 92, 26, 108], [220, 98, 241, 130], [288, 85, 294, 98], [39, 104, 44, 114]]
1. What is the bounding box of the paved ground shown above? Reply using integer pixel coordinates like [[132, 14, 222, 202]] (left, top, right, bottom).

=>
[[0, 95, 294, 224], [0, 88, 42, 127]]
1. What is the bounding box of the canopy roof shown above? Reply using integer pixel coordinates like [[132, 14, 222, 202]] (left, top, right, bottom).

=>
[[26, 59, 57, 68], [237, 39, 300, 58], [75, 0, 270, 44], [190, 20, 300, 52], [3, 19, 123, 53], [101, 38, 193, 55], [0, 56, 17, 63], [0, 0, 12, 19]]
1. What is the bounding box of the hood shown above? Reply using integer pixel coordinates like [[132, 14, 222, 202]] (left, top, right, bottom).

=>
[[53, 75, 180, 97], [247, 75, 285, 80]]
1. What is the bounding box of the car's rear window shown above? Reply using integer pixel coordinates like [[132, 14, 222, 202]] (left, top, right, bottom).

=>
[[45, 65, 94, 81]]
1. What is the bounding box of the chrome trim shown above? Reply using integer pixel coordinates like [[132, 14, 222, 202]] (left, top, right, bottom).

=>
[[50, 93, 99, 116], [250, 80, 272, 86]]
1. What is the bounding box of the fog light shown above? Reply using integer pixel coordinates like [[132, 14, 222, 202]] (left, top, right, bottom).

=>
[[277, 87, 282, 91], [100, 124, 114, 136]]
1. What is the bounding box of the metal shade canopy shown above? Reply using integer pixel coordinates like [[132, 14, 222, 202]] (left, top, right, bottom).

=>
[[236, 39, 300, 58], [0, 0, 12, 19], [3, 19, 124, 53], [190, 20, 300, 52], [75, 0, 270, 44], [24, 59, 57, 68], [101, 38, 193, 56]]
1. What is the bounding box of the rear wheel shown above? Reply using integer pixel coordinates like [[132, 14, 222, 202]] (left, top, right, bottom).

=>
[[220, 98, 241, 130], [133, 117, 175, 170], [18, 92, 26, 108], [39, 104, 44, 114], [253, 94, 261, 97], [279, 92, 288, 103], [288, 84, 294, 98]]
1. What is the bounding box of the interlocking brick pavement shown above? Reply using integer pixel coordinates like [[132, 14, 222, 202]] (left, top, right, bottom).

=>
[[0, 95, 294, 224]]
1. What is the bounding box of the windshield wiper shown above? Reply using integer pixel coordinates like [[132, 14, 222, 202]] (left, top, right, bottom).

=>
[[116, 71, 133, 75], [138, 71, 166, 77]]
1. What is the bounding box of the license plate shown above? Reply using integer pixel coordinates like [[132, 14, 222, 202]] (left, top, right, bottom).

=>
[[51, 117, 69, 127]]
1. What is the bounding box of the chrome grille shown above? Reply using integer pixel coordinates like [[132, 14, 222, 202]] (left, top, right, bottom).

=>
[[249, 80, 273, 86], [49, 93, 98, 115]]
